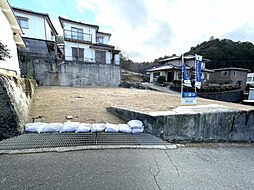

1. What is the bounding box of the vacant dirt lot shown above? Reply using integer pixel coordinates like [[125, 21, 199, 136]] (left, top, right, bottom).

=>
[[29, 86, 253, 124]]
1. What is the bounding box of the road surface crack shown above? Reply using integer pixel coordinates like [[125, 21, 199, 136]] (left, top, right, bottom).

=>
[[149, 155, 161, 190], [164, 150, 180, 177], [27, 182, 49, 190]]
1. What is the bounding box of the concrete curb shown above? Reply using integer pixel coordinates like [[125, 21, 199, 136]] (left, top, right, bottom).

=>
[[0, 144, 178, 155]]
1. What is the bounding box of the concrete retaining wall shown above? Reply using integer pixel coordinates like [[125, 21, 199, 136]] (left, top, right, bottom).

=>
[[107, 105, 254, 142], [170, 86, 243, 103], [20, 59, 121, 86], [0, 74, 36, 139], [198, 89, 243, 103]]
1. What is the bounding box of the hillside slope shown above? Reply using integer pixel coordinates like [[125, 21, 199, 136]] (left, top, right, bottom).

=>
[[186, 39, 254, 71]]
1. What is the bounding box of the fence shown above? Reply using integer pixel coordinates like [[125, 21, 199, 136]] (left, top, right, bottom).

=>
[[64, 29, 92, 43], [63, 56, 120, 65]]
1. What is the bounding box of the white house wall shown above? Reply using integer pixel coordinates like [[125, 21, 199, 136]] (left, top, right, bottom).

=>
[[105, 51, 112, 64], [65, 42, 113, 64], [103, 36, 109, 44], [13, 11, 46, 40], [114, 54, 120, 65], [63, 21, 97, 43], [45, 18, 55, 41], [0, 10, 20, 75], [97, 34, 109, 44], [64, 41, 94, 61]]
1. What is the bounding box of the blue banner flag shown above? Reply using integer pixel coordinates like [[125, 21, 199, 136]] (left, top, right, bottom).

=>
[[195, 55, 202, 89], [182, 55, 192, 87]]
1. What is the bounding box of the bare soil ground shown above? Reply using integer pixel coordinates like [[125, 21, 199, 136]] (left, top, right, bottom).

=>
[[29, 86, 253, 124]]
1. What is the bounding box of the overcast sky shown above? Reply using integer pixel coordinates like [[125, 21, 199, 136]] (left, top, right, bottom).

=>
[[10, 0, 254, 62]]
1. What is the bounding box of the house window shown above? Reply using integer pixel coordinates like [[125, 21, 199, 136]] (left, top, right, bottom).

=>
[[17, 17, 29, 29], [72, 47, 84, 61], [233, 71, 237, 76], [221, 71, 229, 77], [247, 77, 252, 82], [96, 36, 104, 43], [95, 50, 106, 63], [153, 72, 160, 78], [71, 27, 83, 41]]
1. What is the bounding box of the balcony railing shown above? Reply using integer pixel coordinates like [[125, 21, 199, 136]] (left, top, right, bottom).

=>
[[63, 29, 92, 43], [63, 56, 120, 65]]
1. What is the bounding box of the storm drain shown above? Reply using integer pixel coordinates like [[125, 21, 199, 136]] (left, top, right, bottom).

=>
[[0, 133, 168, 150]]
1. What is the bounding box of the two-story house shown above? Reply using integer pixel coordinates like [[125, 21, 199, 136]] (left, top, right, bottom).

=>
[[210, 67, 250, 89], [12, 7, 58, 58], [147, 55, 214, 83], [58, 16, 120, 64], [0, 0, 25, 76]]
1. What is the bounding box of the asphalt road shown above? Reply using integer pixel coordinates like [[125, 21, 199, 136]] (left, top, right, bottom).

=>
[[0, 146, 254, 190]]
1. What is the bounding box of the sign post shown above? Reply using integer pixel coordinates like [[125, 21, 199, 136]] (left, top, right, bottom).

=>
[[181, 92, 197, 104], [181, 54, 202, 105]]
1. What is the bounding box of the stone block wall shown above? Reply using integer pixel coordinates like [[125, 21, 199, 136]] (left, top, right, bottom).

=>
[[0, 74, 36, 139]]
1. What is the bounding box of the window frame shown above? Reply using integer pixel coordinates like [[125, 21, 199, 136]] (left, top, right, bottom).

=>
[[96, 36, 104, 43], [71, 27, 83, 41], [72, 47, 84, 61], [95, 50, 106, 63], [221, 71, 229, 77], [17, 16, 29, 29]]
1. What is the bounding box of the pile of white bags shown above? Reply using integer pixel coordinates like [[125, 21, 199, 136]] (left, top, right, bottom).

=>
[[105, 123, 119, 133], [75, 123, 92, 133], [25, 120, 145, 134], [41, 123, 63, 133], [59, 121, 80, 133], [25, 123, 47, 134], [118, 124, 132, 133], [91, 123, 106, 132], [127, 120, 144, 133]]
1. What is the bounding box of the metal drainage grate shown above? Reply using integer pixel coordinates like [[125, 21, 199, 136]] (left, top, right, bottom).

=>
[[97, 133, 168, 145], [0, 132, 168, 150]]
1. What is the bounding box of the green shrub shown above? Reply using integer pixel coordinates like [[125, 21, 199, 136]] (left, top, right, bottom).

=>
[[156, 75, 166, 84], [25, 73, 34, 79], [172, 80, 181, 86], [0, 41, 11, 60]]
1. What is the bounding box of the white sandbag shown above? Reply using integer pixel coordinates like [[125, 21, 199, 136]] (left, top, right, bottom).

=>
[[75, 123, 92, 133], [127, 120, 143, 129], [105, 123, 119, 133], [118, 124, 132, 133], [41, 123, 63, 133], [60, 121, 79, 133], [132, 128, 144, 133], [91, 123, 106, 132], [25, 123, 47, 134]]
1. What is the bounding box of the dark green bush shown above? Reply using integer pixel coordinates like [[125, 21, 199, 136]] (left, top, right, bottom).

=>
[[156, 75, 166, 84], [172, 80, 181, 86]]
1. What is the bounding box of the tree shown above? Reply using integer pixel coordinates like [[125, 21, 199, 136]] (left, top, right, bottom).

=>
[[186, 38, 254, 72], [0, 41, 11, 60]]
